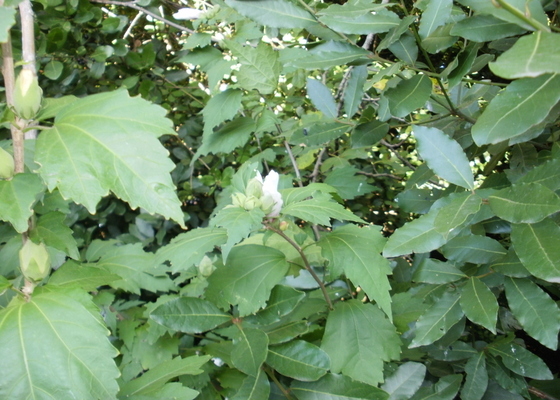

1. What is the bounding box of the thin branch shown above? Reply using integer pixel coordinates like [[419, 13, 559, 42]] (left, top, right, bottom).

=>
[[266, 224, 333, 310], [90, 0, 211, 37], [528, 386, 559, 400], [380, 139, 416, 171], [310, 147, 327, 183], [283, 140, 303, 188], [123, 10, 144, 38], [357, 171, 403, 180], [263, 366, 296, 400]]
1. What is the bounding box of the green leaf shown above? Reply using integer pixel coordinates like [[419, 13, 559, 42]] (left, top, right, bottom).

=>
[[421, 23, 458, 54], [351, 120, 388, 148], [202, 89, 243, 134], [517, 158, 560, 190], [86, 241, 175, 294], [266, 340, 330, 381], [49, 260, 120, 290], [150, 297, 231, 333], [35, 90, 184, 226], [319, 9, 400, 35], [504, 277, 560, 350], [490, 249, 530, 278], [231, 369, 270, 400], [205, 244, 289, 316], [389, 33, 418, 65], [195, 117, 256, 158], [384, 74, 432, 118], [413, 126, 474, 190], [226, 41, 281, 94], [225, 0, 317, 29], [456, 0, 548, 30], [118, 355, 210, 397], [488, 182, 560, 223], [252, 285, 305, 324], [460, 277, 498, 334], [0, 6, 16, 43], [155, 228, 228, 273], [460, 352, 488, 400], [383, 211, 447, 257], [450, 15, 526, 42], [44, 60, 64, 80], [321, 300, 401, 386], [472, 74, 560, 145], [490, 32, 560, 79], [344, 65, 367, 118], [0, 291, 119, 399], [441, 235, 506, 264], [381, 362, 426, 400], [290, 122, 349, 147], [264, 320, 309, 344], [211, 206, 265, 259], [291, 373, 390, 400], [488, 342, 552, 380], [410, 290, 464, 348], [511, 220, 560, 283], [0, 173, 44, 233], [323, 166, 376, 199], [419, 0, 452, 39], [319, 224, 393, 319], [410, 374, 462, 400], [29, 211, 79, 259], [281, 183, 336, 205], [307, 78, 337, 119], [286, 41, 369, 70], [434, 192, 482, 237], [282, 197, 365, 226], [413, 258, 466, 284], [231, 327, 268, 376]]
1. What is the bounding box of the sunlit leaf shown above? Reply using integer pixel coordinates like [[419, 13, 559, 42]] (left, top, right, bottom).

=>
[[413, 258, 466, 284], [450, 15, 526, 42], [434, 192, 482, 237], [282, 197, 365, 226], [319, 9, 400, 35], [290, 122, 349, 147], [202, 89, 243, 135], [286, 41, 369, 70], [488, 182, 560, 223], [413, 126, 474, 189], [0, 173, 44, 233], [344, 65, 367, 118], [319, 224, 392, 319], [490, 32, 560, 79], [419, 0, 452, 39], [205, 244, 289, 316], [441, 235, 506, 264], [0, 291, 120, 399], [225, 0, 317, 29], [35, 90, 184, 226], [504, 277, 560, 350], [322, 300, 401, 386], [307, 78, 337, 119], [472, 74, 560, 145], [384, 74, 432, 118]]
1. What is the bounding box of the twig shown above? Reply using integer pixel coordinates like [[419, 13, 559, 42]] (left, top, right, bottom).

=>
[[123, 10, 144, 38], [357, 171, 403, 180], [309, 147, 327, 183], [380, 139, 416, 171], [283, 140, 303, 188], [528, 386, 559, 400], [263, 366, 296, 400], [90, 0, 212, 37], [266, 224, 333, 310]]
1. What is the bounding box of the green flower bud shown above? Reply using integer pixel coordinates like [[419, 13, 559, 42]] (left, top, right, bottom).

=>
[[231, 192, 247, 208], [243, 196, 261, 211], [245, 177, 263, 199], [279, 221, 289, 231], [198, 255, 215, 277], [0, 147, 15, 179], [19, 240, 51, 283], [13, 69, 43, 120]]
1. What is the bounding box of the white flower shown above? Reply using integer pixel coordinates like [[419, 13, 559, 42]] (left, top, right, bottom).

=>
[[173, 8, 204, 20], [255, 170, 283, 217]]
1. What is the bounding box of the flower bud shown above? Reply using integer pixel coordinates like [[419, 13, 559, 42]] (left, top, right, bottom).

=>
[[245, 177, 263, 199], [198, 255, 215, 277], [13, 69, 43, 120], [20, 240, 51, 283], [0, 147, 15, 179], [279, 221, 289, 231], [231, 192, 247, 208], [243, 196, 261, 211]]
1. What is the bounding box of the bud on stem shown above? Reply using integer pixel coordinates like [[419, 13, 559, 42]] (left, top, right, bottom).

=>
[[13, 69, 43, 120]]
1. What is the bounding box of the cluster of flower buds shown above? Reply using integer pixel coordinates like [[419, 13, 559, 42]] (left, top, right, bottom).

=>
[[231, 170, 283, 217]]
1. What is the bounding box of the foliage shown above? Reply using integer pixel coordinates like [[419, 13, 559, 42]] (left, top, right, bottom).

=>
[[1, 0, 560, 399]]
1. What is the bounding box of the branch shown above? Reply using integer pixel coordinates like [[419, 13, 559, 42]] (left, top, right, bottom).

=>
[[283, 140, 303, 188], [357, 170, 403, 181], [265, 224, 333, 310]]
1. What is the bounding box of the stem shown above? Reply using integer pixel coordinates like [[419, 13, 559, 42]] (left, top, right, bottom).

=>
[[283, 140, 303, 188], [19, 0, 37, 139], [265, 224, 333, 310], [492, 0, 551, 32], [263, 365, 296, 400]]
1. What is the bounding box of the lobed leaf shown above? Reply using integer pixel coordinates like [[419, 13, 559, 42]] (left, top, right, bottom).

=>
[[0, 173, 44, 233]]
